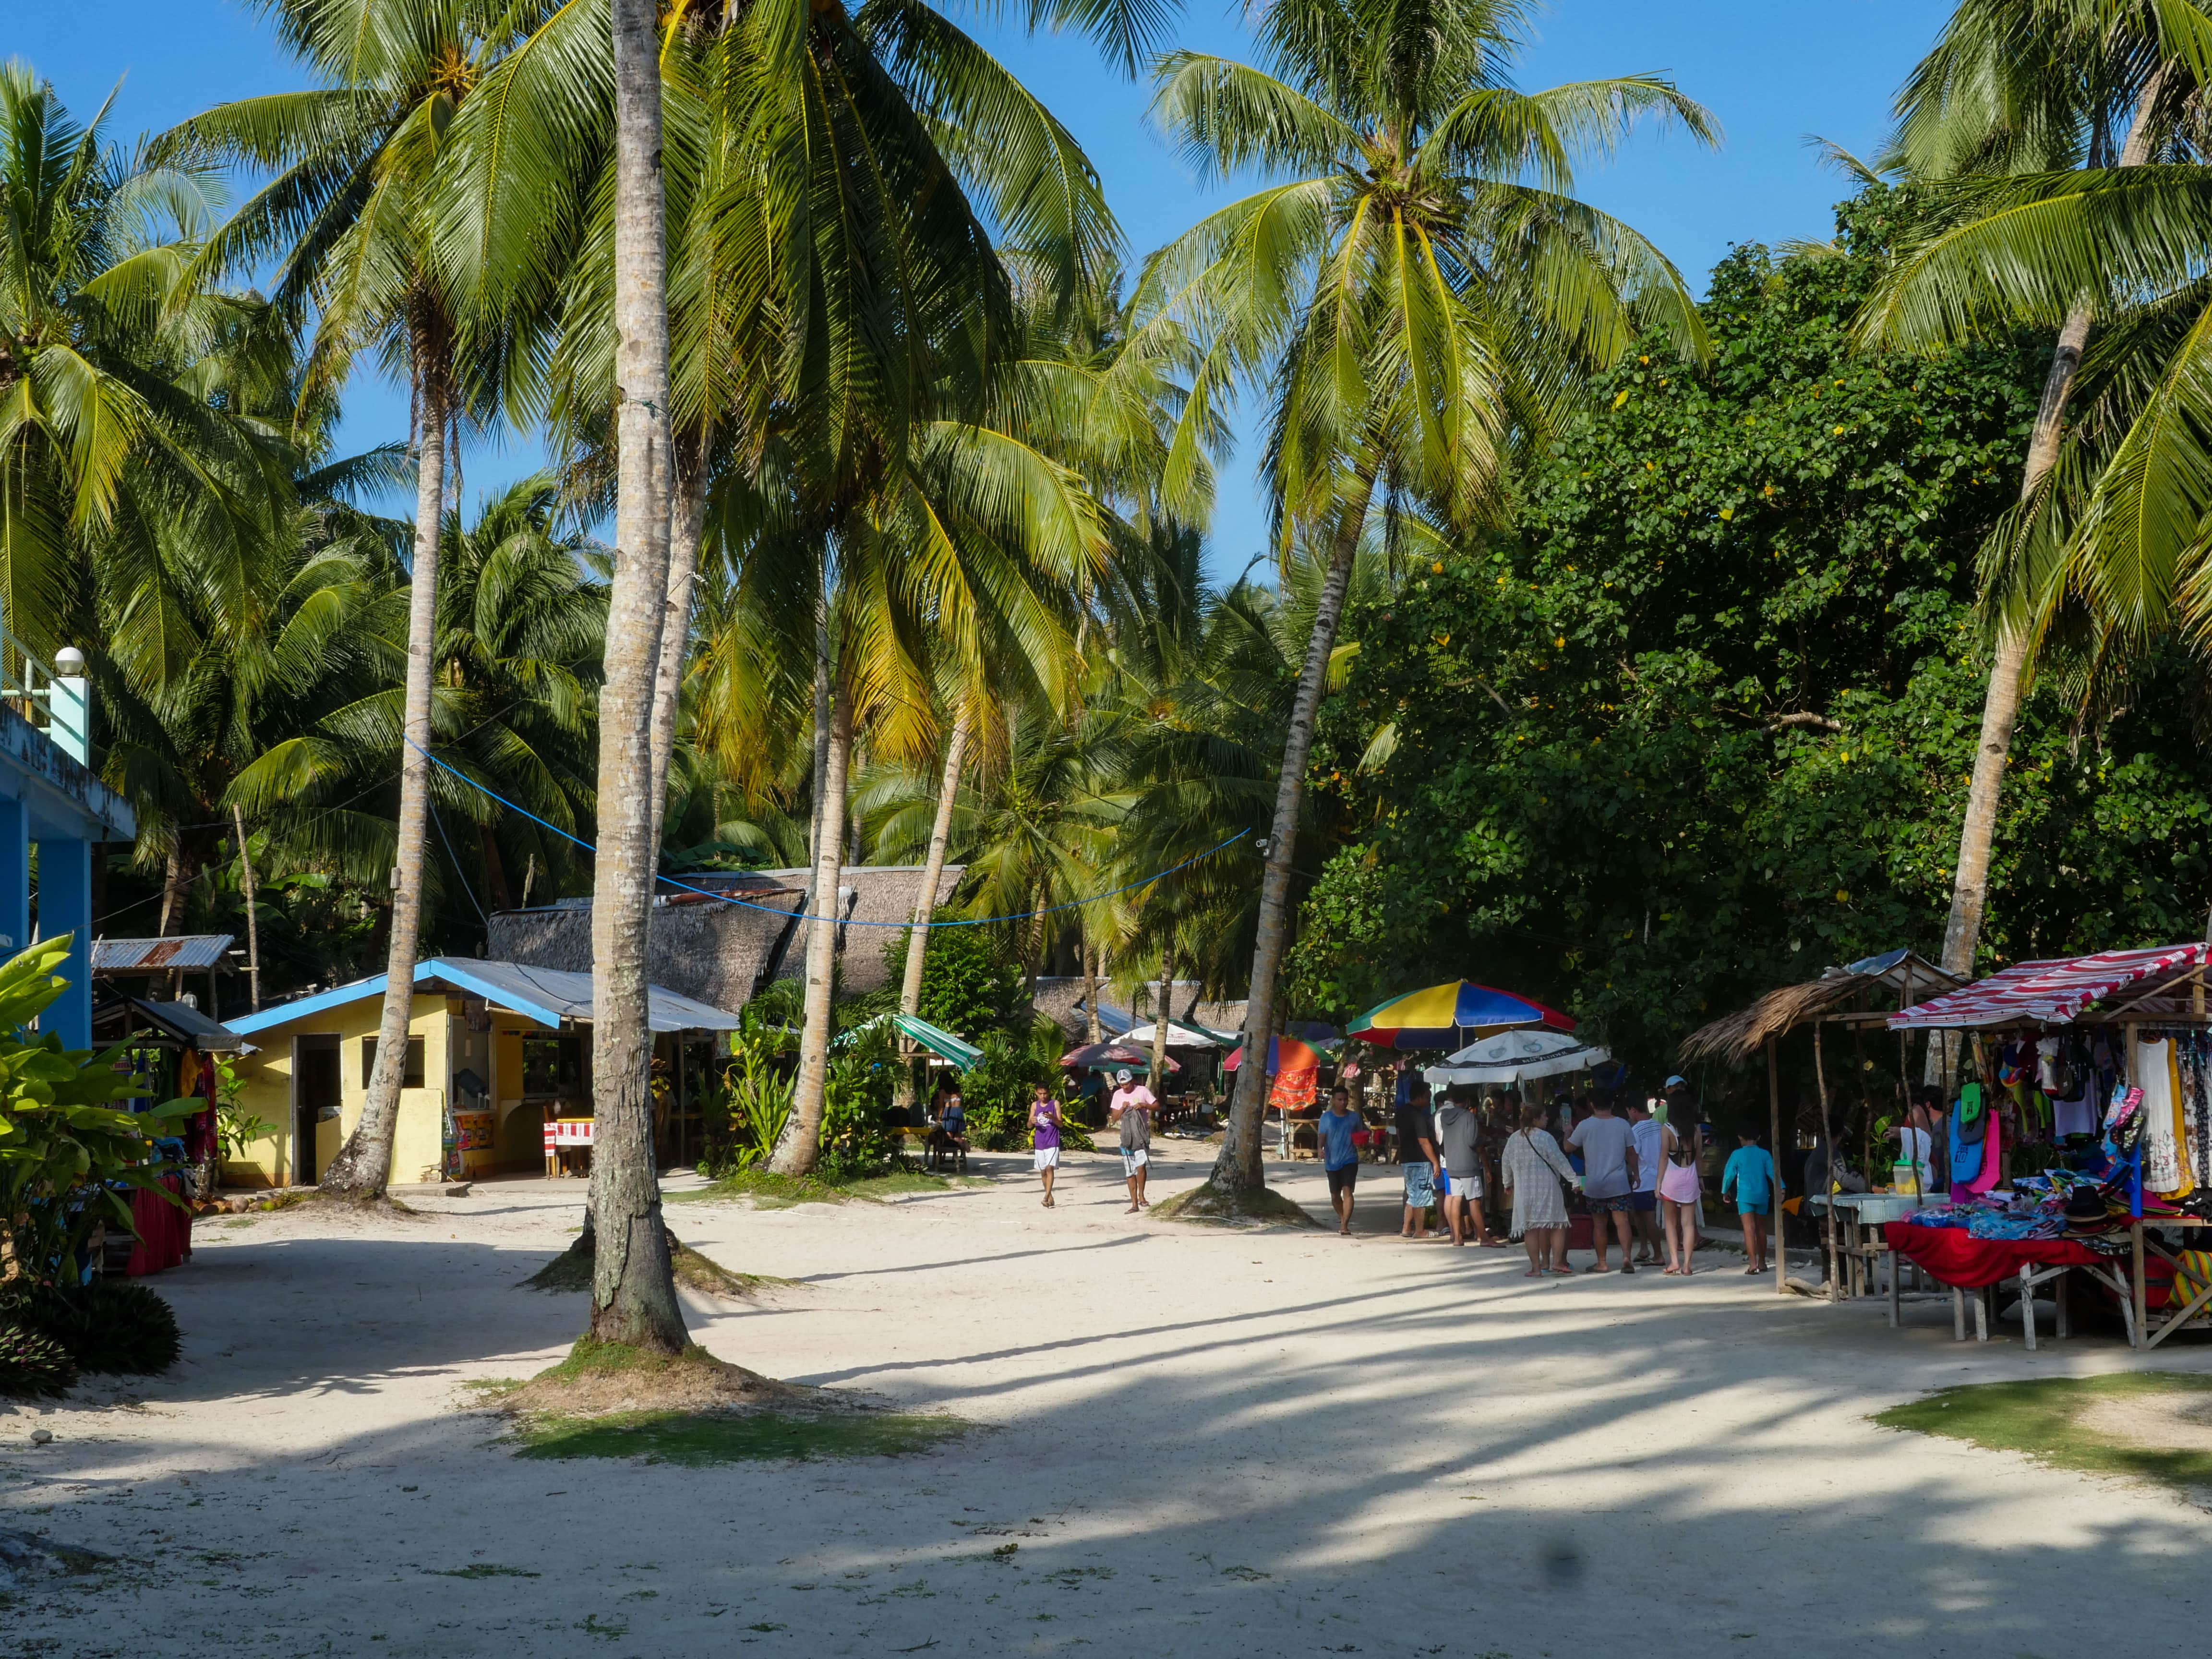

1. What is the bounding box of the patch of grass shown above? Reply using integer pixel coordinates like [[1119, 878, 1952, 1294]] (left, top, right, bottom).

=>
[[427, 1564, 539, 1579], [1153, 1182, 1321, 1229], [665, 1169, 863, 1209], [512, 1406, 969, 1465], [1874, 1370, 2212, 1496], [842, 1172, 958, 1200]]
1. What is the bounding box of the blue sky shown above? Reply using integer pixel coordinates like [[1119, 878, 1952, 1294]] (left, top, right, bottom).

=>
[[17, 0, 1948, 576]]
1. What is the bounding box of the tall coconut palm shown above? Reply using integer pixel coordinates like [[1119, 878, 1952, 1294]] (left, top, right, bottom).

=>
[[1129, 0, 1714, 1196], [1862, 0, 2198, 994], [166, 0, 519, 1199], [0, 63, 284, 672], [224, 473, 602, 926], [579, 0, 685, 1352]]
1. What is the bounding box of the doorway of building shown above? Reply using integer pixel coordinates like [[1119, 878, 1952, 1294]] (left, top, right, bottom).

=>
[[293, 1034, 342, 1186]]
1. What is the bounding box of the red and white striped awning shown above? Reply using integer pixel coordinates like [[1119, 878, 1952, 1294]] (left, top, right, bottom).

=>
[[1887, 942, 2212, 1030]]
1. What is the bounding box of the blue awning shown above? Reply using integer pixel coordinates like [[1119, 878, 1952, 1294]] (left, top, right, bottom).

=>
[[226, 957, 743, 1036]]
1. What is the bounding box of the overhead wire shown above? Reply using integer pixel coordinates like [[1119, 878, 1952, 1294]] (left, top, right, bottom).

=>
[[403, 737, 1251, 927]]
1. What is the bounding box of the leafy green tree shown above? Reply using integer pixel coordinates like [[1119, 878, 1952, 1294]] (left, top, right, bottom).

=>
[[1295, 194, 2212, 1076]]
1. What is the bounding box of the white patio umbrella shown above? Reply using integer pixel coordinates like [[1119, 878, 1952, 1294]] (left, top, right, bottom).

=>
[[1117, 1018, 1231, 1048], [1424, 1027, 1611, 1085]]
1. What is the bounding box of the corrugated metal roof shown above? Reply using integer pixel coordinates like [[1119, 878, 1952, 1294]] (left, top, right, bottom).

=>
[[92, 935, 234, 972], [224, 956, 745, 1036]]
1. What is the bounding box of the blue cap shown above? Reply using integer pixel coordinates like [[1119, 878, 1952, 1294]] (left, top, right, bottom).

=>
[[1664, 1075, 1687, 1089]]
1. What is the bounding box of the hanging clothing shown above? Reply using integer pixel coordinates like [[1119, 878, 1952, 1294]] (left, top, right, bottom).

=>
[[2181, 1034, 2212, 1193], [1951, 1083, 2003, 1196], [2137, 1035, 2193, 1198]]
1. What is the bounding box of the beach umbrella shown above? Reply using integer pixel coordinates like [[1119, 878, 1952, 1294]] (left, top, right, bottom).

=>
[[1118, 1018, 1231, 1049], [1424, 1027, 1611, 1085], [1347, 980, 1575, 1050], [1060, 1040, 1179, 1074]]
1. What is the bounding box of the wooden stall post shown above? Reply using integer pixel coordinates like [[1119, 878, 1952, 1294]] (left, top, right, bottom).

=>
[[1814, 1022, 1841, 1303], [1767, 1037, 1785, 1296]]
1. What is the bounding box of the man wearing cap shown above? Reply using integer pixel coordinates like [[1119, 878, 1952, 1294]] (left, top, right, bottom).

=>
[[1109, 1069, 1157, 1213]]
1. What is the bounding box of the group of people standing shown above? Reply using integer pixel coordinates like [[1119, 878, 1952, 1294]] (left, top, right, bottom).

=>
[[1317, 1075, 1784, 1279]]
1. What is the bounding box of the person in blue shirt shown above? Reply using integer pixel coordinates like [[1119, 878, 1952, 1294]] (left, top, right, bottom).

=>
[[1720, 1131, 1781, 1275], [1316, 1085, 1364, 1236]]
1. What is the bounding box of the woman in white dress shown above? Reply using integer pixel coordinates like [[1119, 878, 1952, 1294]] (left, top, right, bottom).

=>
[[1502, 1100, 1579, 1277]]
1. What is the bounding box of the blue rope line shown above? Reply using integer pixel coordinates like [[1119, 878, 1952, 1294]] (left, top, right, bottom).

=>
[[405, 738, 1250, 926]]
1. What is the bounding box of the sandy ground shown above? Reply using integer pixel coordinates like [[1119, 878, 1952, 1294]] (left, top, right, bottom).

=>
[[6, 1146, 2212, 1659]]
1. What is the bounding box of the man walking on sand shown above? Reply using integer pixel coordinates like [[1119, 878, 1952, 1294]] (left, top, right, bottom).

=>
[[1109, 1069, 1155, 1213], [1627, 1098, 1663, 1264], [1318, 1085, 1363, 1236], [1568, 1095, 1640, 1274]]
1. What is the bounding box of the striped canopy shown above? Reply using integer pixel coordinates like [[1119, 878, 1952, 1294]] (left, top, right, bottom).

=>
[[1348, 981, 1576, 1050], [1887, 942, 2212, 1030]]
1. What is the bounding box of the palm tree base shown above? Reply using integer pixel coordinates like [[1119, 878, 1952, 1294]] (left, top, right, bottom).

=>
[[1151, 1182, 1320, 1228]]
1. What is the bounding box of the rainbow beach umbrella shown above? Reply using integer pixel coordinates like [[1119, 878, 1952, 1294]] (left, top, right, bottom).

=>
[[1347, 980, 1575, 1051]]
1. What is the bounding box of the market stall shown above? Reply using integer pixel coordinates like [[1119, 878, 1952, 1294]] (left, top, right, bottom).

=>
[[1887, 940, 2212, 1350], [1680, 949, 1965, 1301]]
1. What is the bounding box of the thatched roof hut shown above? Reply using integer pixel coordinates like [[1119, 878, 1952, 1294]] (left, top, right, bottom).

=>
[[1678, 949, 1961, 1064], [487, 864, 963, 1011]]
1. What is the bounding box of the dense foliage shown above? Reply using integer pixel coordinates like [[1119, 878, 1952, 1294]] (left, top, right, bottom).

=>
[[1291, 188, 2212, 1076]]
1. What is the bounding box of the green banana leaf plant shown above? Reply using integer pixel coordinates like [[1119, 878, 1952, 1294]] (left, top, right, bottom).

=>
[[0, 939, 199, 1297]]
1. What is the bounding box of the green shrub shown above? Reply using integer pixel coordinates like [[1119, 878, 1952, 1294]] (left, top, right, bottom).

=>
[[962, 1025, 1095, 1153], [0, 938, 200, 1296], [700, 1005, 795, 1178], [818, 1026, 900, 1179], [0, 1318, 76, 1398], [25, 1279, 181, 1376]]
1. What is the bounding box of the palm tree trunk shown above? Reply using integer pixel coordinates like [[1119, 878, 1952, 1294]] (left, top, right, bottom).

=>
[[806, 567, 831, 864], [647, 439, 709, 854], [1151, 939, 1174, 1091], [1211, 471, 1374, 1194], [1936, 75, 2164, 1000], [321, 342, 446, 1200], [157, 842, 185, 937], [772, 679, 852, 1176], [893, 708, 969, 1114], [232, 806, 261, 1014], [585, 0, 685, 1354], [1084, 942, 1102, 1045]]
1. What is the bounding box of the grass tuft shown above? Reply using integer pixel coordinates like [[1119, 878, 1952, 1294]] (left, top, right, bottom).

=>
[[512, 1406, 969, 1466], [1153, 1182, 1321, 1229], [665, 1166, 968, 1210], [1874, 1370, 2212, 1497]]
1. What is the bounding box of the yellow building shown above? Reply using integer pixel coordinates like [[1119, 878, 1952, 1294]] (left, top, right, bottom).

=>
[[220, 958, 742, 1188]]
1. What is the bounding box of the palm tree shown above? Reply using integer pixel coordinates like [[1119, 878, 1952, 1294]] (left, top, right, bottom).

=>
[[580, 0, 686, 1353], [225, 474, 602, 933], [1129, 0, 1714, 1197], [0, 63, 282, 675], [1862, 0, 2192, 994], [167, 0, 517, 1200]]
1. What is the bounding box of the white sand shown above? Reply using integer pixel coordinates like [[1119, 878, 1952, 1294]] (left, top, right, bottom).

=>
[[6, 1146, 2212, 1658]]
